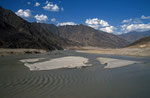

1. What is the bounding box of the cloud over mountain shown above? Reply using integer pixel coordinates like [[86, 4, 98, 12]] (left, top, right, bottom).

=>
[[57, 22, 77, 26], [100, 26, 117, 33], [121, 16, 150, 33], [14, 1, 150, 35], [15, 9, 31, 18], [85, 18, 109, 28], [121, 23, 150, 33], [85, 18, 116, 33], [35, 14, 48, 23]]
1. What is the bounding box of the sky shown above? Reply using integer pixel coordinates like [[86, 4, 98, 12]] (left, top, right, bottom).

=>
[[0, 0, 150, 34]]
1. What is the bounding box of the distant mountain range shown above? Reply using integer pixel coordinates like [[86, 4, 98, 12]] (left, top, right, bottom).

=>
[[118, 30, 150, 43], [0, 6, 129, 50]]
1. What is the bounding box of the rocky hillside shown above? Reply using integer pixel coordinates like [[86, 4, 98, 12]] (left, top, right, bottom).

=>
[[0, 6, 129, 50], [58, 25, 129, 48], [119, 30, 150, 43], [129, 36, 150, 48], [0, 6, 78, 50]]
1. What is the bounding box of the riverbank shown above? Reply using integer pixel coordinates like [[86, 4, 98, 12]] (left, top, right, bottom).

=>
[[0, 48, 47, 56], [76, 47, 150, 57], [1, 47, 150, 57]]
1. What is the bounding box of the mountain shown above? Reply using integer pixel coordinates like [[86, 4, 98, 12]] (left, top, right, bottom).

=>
[[118, 30, 150, 43], [32, 23, 59, 36], [58, 25, 129, 48], [0, 6, 78, 50], [129, 36, 150, 48], [0, 6, 129, 50]]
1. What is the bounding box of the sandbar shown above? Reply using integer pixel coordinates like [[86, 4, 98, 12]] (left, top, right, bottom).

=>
[[97, 57, 140, 69], [20, 56, 91, 71]]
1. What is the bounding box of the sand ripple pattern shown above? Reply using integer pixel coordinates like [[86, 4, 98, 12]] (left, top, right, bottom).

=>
[[0, 69, 116, 98]]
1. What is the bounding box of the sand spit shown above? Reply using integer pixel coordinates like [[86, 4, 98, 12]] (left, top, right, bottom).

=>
[[97, 57, 140, 69], [21, 56, 91, 71]]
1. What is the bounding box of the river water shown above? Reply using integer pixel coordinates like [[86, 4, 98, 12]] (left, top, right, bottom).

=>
[[0, 50, 150, 98]]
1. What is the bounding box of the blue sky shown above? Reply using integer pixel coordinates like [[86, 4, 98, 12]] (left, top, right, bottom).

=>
[[0, 0, 150, 34]]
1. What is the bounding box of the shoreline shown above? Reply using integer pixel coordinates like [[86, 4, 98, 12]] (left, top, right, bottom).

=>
[[0, 47, 150, 57], [76, 47, 150, 57], [0, 48, 47, 56]]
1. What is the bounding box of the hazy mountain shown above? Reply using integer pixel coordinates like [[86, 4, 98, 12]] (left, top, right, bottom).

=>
[[118, 30, 150, 43], [58, 25, 129, 48]]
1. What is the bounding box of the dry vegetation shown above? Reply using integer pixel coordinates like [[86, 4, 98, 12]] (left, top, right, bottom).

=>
[[76, 46, 150, 57]]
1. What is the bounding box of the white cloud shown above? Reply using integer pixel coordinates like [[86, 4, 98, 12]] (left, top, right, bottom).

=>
[[85, 18, 99, 25], [43, 2, 59, 12], [121, 23, 150, 33], [35, 2, 40, 7], [85, 18, 109, 27], [121, 17, 144, 33], [122, 18, 143, 24], [122, 18, 132, 23], [27, 2, 31, 5], [99, 20, 109, 27], [141, 15, 150, 19], [15, 9, 31, 18], [85, 18, 116, 33], [34, 14, 48, 23], [85, 18, 109, 29], [57, 22, 77, 26], [51, 18, 56, 22], [100, 26, 117, 33]]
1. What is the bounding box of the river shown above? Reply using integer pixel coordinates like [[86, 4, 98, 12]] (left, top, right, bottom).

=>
[[0, 50, 150, 98]]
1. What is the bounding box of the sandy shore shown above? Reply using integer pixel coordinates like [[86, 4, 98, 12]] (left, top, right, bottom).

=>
[[97, 57, 140, 69], [76, 47, 150, 57], [0, 48, 47, 56], [20, 56, 91, 71]]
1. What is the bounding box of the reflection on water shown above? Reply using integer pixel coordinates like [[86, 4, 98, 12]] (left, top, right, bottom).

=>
[[0, 50, 150, 98]]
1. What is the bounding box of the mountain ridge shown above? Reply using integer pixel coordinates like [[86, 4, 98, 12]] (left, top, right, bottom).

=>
[[58, 25, 129, 48], [0, 6, 80, 50], [0, 6, 129, 50]]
